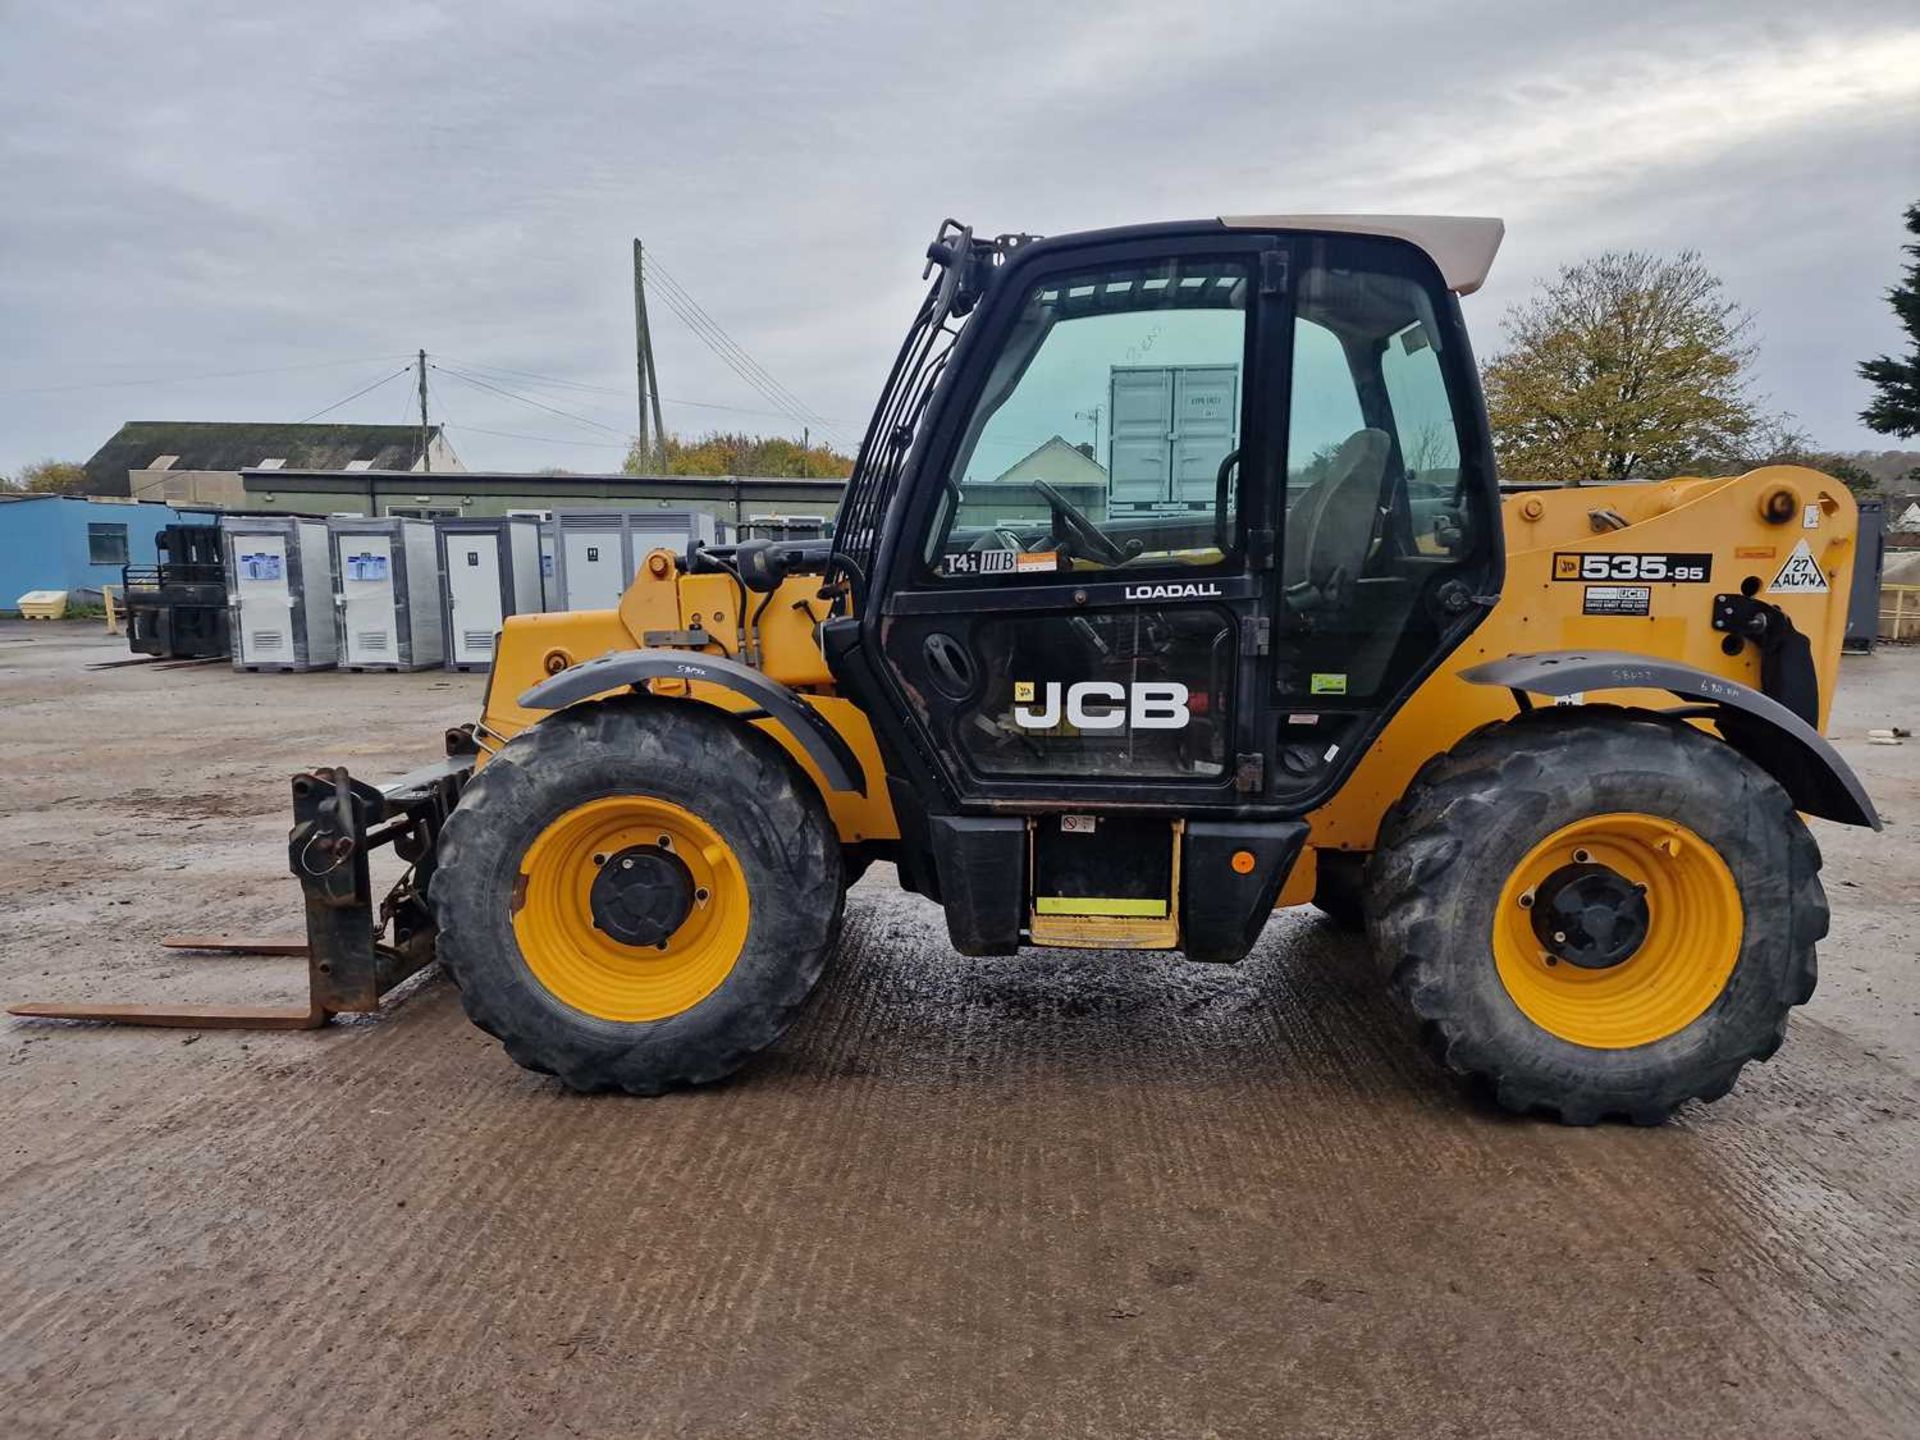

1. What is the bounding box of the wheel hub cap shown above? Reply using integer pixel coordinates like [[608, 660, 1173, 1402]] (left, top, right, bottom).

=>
[[1530, 862, 1649, 970], [589, 844, 694, 948]]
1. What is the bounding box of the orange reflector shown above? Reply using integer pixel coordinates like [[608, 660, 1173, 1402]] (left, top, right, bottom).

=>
[[1230, 850, 1256, 875]]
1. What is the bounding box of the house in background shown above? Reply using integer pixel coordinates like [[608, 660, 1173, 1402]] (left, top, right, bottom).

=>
[[84, 421, 462, 509], [0, 495, 214, 613], [954, 434, 1109, 529]]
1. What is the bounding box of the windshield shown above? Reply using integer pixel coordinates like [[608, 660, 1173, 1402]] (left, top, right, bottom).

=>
[[925, 255, 1250, 580]]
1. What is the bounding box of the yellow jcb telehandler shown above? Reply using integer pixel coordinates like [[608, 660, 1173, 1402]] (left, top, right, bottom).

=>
[[16, 215, 1879, 1123]]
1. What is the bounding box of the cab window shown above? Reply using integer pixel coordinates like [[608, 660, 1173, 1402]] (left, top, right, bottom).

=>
[[925, 255, 1250, 582], [1278, 236, 1482, 701]]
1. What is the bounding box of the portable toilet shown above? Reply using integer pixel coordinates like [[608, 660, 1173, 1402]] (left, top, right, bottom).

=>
[[551, 508, 720, 612], [327, 517, 443, 671], [436, 516, 544, 671], [221, 516, 337, 671]]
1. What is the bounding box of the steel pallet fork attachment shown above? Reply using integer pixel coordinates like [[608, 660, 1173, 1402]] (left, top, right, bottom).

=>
[[9, 741, 475, 1032]]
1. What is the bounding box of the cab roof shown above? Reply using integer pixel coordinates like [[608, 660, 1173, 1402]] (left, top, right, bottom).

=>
[[1218, 214, 1505, 295]]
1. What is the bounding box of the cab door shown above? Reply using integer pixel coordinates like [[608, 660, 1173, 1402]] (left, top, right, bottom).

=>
[[871, 237, 1283, 810]]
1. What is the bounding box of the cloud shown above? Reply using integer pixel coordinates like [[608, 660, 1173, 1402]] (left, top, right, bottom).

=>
[[1, 0, 1916, 477]]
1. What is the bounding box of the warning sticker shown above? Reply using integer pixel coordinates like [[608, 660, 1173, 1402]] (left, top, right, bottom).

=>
[[1014, 551, 1061, 574], [1583, 585, 1652, 617], [1767, 539, 1830, 594], [942, 549, 1016, 577]]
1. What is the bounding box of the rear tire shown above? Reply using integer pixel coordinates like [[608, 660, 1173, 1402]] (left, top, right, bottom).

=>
[[1366, 707, 1825, 1124], [433, 697, 843, 1093]]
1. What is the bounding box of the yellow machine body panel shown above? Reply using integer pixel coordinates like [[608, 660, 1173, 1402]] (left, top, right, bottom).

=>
[[478, 467, 1856, 864], [1306, 465, 1858, 853], [478, 556, 897, 844]]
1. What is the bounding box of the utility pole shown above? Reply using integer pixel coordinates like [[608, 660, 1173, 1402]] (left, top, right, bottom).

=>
[[417, 348, 432, 474], [634, 240, 667, 472], [801, 425, 809, 476]]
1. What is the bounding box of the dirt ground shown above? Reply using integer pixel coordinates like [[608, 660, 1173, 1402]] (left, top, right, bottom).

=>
[[0, 620, 1914, 1440]]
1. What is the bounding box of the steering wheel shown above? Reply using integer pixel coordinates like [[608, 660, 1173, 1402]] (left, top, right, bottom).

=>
[[1213, 448, 1241, 552], [1032, 479, 1129, 567]]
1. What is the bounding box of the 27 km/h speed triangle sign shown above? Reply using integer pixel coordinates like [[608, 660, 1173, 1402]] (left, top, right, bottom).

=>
[[1767, 539, 1830, 594]]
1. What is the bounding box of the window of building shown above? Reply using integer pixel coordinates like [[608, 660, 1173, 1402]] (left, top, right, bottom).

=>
[[87, 523, 129, 566]]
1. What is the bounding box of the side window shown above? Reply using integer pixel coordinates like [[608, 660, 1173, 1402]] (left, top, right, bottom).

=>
[[87, 523, 129, 566], [927, 255, 1250, 582], [1280, 239, 1480, 702]]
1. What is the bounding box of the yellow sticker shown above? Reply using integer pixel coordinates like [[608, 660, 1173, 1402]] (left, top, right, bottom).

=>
[[1013, 680, 1035, 703], [1310, 673, 1347, 696]]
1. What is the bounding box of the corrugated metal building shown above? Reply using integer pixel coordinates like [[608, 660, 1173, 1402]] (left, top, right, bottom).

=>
[[0, 495, 215, 612]]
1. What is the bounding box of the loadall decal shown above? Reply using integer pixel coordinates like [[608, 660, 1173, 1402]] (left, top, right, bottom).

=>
[[1012, 680, 1191, 730], [1552, 552, 1712, 583]]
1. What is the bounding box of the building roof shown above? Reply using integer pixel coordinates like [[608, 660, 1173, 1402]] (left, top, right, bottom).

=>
[[85, 422, 447, 495], [991, 435, 1108, 486]]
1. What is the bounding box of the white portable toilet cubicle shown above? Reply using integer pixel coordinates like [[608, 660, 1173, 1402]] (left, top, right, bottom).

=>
[[551, 508, 721, 612], [506, 510, 557, 610], [327, 517, 444, 671], [222, 516, 337, 671], [435, 516, 544, 671]]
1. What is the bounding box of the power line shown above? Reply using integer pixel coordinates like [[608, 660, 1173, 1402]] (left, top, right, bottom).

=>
[[442, 422, 631, 450], [435, 354, 852, 428], [295, 366, 412, 424], [649, 279, 840, 443], [0, 354, 412, 398], [641, 257, 849, 448], [430, 364, 626, 436]]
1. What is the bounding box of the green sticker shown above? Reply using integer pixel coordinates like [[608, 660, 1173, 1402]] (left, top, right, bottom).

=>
[[1310, 673, 1348, 696]]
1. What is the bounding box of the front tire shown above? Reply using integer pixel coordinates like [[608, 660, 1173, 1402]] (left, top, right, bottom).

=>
[[1366, 708, 1826, 1124], [433, 697, 843, 1093]]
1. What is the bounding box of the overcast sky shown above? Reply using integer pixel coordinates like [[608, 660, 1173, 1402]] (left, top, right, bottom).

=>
[[2, 0, 1917, 480]]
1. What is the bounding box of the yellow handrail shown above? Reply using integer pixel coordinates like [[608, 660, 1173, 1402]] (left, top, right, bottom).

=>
[[1883, 583, 1920, 642]]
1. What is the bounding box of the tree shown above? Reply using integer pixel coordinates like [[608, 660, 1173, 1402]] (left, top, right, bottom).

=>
[[13, 459, 90, 495], [1481, 251, 1790, 485], [624, 430, 854, 479], [1859, 201, 1920, 438]]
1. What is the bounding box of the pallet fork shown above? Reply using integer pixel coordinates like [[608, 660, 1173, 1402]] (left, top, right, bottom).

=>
[[9, 736, 476, 1032]]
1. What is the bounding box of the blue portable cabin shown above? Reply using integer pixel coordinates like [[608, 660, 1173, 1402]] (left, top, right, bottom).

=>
[[0, 496, 215, 613]]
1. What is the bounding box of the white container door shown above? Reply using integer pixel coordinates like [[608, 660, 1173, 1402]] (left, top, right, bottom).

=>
[[563, 528, 625, 610], [446, 534, 503, 664], [1108, 368, 1173, 507], [234, 534, 293, 664], [339, 536, 397, 664], [1170, 366, 1240, 505]]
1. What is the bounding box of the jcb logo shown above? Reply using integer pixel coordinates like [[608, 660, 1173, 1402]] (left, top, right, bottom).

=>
[[1012, 681, 1191, 731]]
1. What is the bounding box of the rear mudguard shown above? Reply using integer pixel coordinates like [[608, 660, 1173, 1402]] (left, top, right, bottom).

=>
[[1461, 650, 1879, 829], [517, 649, 867, 796]]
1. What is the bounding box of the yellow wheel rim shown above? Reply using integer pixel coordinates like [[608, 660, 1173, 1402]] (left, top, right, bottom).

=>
[[511, 796, 750, 1022], [1492, 813, 1742, 1049]]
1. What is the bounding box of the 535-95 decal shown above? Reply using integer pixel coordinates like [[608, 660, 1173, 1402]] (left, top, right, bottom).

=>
[[1553, 552, 1713, 583]]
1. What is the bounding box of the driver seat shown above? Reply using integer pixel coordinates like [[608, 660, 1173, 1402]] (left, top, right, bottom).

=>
[[1283, 427, 1390, 608]]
